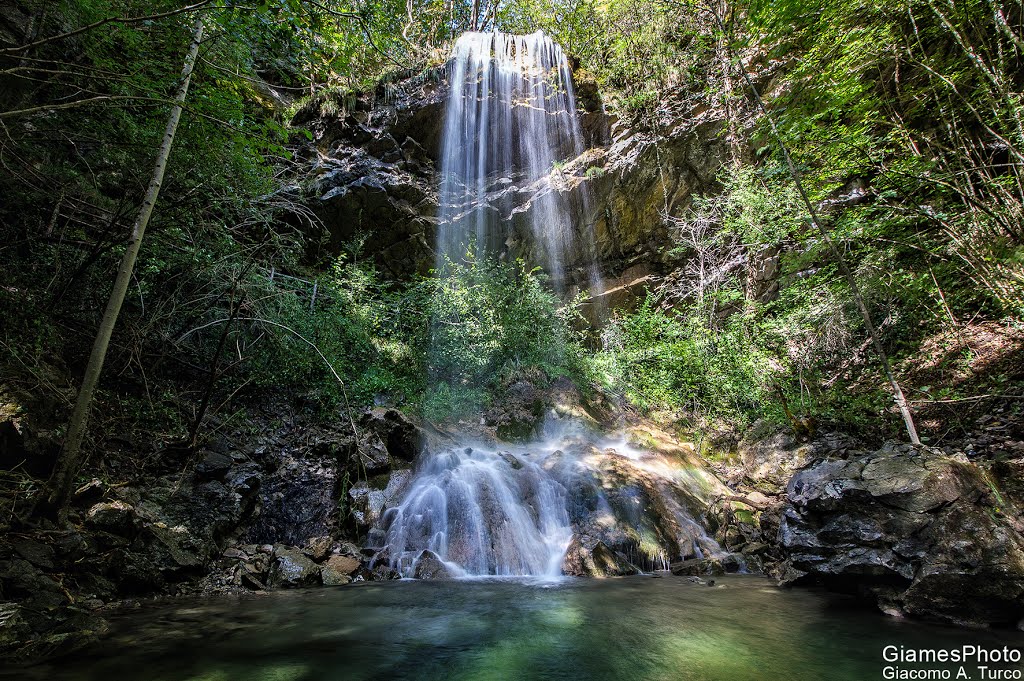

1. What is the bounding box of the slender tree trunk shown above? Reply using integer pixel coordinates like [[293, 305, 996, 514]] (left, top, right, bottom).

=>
[[707, 3, 921, 444], [41, 18, 206, 513]]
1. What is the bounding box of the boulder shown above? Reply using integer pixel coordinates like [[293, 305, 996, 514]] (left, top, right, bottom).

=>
[[321, 554, 361, 586], [269, 546, 320, 588], [561, 537, 638, 577], [360, 408, 423, 462], [85, 501, 137, 536], [194, 451, 233, 479], [303, 536, 333, 562], [11, 539, 55, 571], [412, 550, 455, 580], [669, 554, 743, 577], [777, 444, 1024, 626], [357, 433, 392, 474], [146, 523, 206, 569]]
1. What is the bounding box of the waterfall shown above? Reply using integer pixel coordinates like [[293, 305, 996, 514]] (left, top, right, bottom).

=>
[[436, 31, 586, 287], [371, 32, 725, 579], [375, 416, 727, 578]]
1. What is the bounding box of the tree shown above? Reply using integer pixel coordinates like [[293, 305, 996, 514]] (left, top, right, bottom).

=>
[[706, 0, 921, 444], [41, 16, 206, 513]]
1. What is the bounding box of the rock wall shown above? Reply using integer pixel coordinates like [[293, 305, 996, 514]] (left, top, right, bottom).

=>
[[298, 69, 732, 305], [0, 403, 425, 659], [779, 443, 1024, 627], [724, 426, 1024, 628]]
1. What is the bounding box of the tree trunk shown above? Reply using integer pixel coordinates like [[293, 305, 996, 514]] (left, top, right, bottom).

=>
[[707, 3, 921, 445], [40, 17, 206, 514]]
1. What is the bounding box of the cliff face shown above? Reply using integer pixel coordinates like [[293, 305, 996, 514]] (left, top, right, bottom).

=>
[[298, 69, 732, 309]]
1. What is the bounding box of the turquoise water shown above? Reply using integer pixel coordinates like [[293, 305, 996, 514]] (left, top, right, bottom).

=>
[[17, 575, 1024, 680]]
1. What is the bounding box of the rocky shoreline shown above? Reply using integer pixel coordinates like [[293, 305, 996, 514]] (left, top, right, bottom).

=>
[[3, 389, 1022, 664]]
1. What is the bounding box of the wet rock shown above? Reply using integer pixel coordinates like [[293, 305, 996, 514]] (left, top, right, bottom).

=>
[[321, 554, 361, 585], [497, 451, 523, 470], [360, 408, 423, 462], [303, 536, 333, 562], [670, 558, 722, 576], [777, 444, 1024, 627], [412, 550, 455, 580], [348, 470, 412, 531], [194, 451, 233, 479], [85, 501, 137, 536], [561, 537, 638, 577], [269, 546, 320, 588], [670, 554, 744, 576]]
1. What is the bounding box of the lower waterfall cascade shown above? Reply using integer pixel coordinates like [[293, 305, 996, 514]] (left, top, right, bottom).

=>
[[373, 416, 728, 578]]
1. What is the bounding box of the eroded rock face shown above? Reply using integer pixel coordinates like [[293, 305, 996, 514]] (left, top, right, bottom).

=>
[[778, 443, 1024, 626], [301, 74, 446, 277], [299, 69, 731, 306]]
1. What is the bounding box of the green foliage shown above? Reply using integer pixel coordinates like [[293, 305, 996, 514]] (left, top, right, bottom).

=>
[[719, 166, 804, 246], [496, 0, 717, 118], [424, 254, 587, 421], [594, 298, 785, 422]]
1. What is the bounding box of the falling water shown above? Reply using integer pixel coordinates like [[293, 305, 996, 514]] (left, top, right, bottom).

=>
[[436, 31, 587, 287], [376, 416, 727, 578], [373, 33, 724, 578]]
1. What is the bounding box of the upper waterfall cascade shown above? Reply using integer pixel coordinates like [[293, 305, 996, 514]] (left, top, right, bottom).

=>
[[436, 31, 589, 287]]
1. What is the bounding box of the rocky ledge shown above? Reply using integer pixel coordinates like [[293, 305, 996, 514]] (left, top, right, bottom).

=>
[[777, 442, 1024, 627]]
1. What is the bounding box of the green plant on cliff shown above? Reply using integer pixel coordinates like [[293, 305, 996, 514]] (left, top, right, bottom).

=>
[[595, 297, 786, 421], [424, 254, 587, 421]]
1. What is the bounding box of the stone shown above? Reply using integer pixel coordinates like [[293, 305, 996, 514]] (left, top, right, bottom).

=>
[[497, 451, 523, 470], [670, 558, 724, 577], [11, 539, 55, 570], [303, 536, 333, 562], [742, 542, 769, 556], [85, 501, 137, 535], [358, 433, 392, 474], [776, 444, 1024, 627], [194, 451, 234, 479], [360, 408, 423, 462], [146, 523, 206, 569], [269, 546, 320, 588], [72, 479, 107, 504], [561, 537, 638, 577], [321, 555, 361, 585], [412, 550, 455, 580]]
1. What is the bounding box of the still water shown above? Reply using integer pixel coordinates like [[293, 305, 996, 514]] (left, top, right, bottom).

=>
[[17, 575, 1024, 681]]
